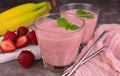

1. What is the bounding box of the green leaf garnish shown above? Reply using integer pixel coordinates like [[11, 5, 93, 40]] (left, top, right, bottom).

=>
[[69, 24, 79, 30], [57, 18, 79, 30], [76, 9, 94, 18], [57, 18, 70, 27]]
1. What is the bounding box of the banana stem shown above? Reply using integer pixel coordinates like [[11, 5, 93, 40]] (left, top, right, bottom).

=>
[[46, 0, 56, 8]]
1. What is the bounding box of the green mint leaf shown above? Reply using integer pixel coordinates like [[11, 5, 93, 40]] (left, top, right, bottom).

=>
[[76, 9, 94, 18], [65, 23, 71, 30], [69, 24, 79, 30], [77, 9, 86, 14], [79, 14, 93, 18], [57, 18, 79, 30], [57, 18, 69, 27]]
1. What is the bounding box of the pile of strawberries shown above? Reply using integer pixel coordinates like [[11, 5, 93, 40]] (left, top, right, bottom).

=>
[[0, 26, 38, 53], [0, 26, 39, 68]]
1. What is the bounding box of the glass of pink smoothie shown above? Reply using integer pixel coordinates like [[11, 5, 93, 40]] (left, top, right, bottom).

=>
[[60, 3, 100, 44], [34, 13, 85, 72]]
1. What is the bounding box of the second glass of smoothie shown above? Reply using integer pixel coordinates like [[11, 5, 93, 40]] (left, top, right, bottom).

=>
[[34, 13, 85, 72], [60, 3, 100, 44]]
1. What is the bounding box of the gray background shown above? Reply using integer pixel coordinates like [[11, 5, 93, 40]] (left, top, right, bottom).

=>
[[0, 0, 120, 76]]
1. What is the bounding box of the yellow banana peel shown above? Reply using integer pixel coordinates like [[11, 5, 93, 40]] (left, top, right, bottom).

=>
[[0, 1, 51, 21], [0, 6, 49, 36]]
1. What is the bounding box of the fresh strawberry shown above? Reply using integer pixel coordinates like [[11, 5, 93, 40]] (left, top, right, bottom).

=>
[[0, 39, 16, 52], [4, 31, 18, 42], [17, 26, 28, 36], [16, 36, 28, 48], [27, 30, 38, 45], [18, 50, 35, 68]]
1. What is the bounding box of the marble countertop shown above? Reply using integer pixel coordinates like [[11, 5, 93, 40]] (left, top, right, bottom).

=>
[[0, 0, 120, 76]]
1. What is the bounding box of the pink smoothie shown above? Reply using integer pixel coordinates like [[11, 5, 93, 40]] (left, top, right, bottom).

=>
[[62, 9, 98, 43], [35, 19, 83, 66]]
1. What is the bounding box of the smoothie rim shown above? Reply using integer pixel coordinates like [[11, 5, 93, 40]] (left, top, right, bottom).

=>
[[34, 13, 85, 34]]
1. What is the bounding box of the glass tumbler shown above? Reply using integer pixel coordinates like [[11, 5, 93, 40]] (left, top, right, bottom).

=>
[[34, 13, 85, 72], [60, 3, 100, 44]]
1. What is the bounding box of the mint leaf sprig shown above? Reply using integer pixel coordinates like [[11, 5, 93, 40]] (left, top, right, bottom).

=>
[[76, 9, 94, 18], [57, 18, 79, 30]]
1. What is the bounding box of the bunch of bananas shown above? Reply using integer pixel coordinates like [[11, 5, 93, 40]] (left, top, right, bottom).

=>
[[0, 1, 52, 36]]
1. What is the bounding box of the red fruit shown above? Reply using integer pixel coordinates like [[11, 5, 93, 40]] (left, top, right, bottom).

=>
[[17, 26, 28, 36], [0, 39, 16, 52], [16, 36, 28, 48], [18, 50, 35, 68], [4, 31, 18, 42], [28, 30, 38, 45]]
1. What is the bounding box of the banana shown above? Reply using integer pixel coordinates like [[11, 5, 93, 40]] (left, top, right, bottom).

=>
[[0, 1, 51, 21], [20, 11, 49, 29], [0, 6, 49, 36]]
